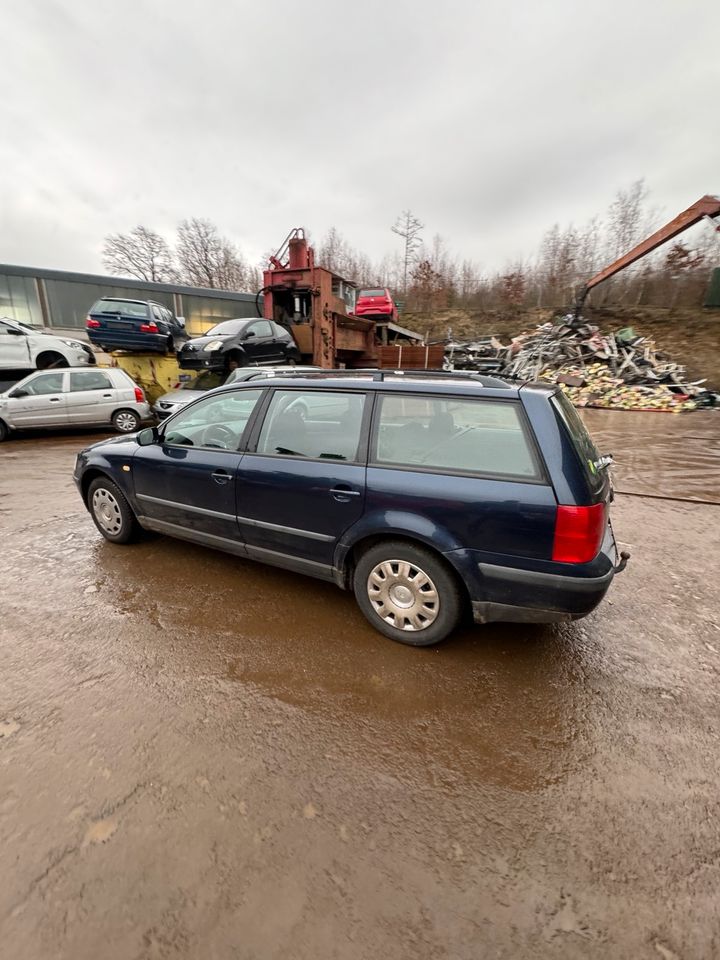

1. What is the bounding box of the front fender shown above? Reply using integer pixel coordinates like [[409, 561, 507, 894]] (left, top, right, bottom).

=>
[[334, 508, 465, 586], [76, 446, 138, 510]]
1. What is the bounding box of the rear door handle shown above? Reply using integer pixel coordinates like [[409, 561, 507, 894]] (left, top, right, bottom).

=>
[[102, 393, 112, 398], [49, 397, 61, 402], [330, 485, 361, 501], [211, 469, 232, 485]]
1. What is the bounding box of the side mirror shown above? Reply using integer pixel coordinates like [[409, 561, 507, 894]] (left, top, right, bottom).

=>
[[10, 389, 28, 398], [176, 316, 186, 328], [7, 327, 25, 337], [243, 330, 256, 339], [137, 426, 160, 446]]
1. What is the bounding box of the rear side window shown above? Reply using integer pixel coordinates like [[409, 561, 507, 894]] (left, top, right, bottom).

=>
[[373, 394, 541, 480], [550, 392, 604, 493], [257, 390, 366, 461], [91, 299, 149, 319], [70, 371, 112, 391]]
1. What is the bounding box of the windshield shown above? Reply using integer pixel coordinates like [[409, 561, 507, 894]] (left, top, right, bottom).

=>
[[179, 370, 227, 391], [204, 319, 248, 337], [358, 289, 386, 299]]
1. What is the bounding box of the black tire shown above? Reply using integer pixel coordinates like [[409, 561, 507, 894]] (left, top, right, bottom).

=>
[[0, 420, 8, 442], [112, 409, 140, 433], [87, 477, 140, 544], [36, 352, 68, 370], [353, 540, 463, 646], [166, 336, 175, 354]]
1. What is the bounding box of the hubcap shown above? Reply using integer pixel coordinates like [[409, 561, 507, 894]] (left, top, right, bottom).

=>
[[92, 488, 123, 535], [116, 412, 137, 432], [367, 559, 440, 632]]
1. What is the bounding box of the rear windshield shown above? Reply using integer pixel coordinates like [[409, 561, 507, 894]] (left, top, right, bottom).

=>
[[358, 289, 387, 298], [204, 319, 248, 337], [551, 392, 604, 491], [91, 299, 148, 318]]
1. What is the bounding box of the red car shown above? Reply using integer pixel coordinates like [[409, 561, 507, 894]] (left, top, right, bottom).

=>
[[354, 288, 398, 321]]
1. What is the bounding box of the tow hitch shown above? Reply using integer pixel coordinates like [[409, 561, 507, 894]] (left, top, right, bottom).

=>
[[614, 551, 631, 574]]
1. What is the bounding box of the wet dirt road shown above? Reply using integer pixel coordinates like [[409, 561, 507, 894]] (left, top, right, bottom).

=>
[[1, 416, 719, 959]]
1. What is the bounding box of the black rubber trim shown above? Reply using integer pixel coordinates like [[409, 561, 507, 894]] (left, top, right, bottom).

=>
[[478, 561, 614, 594]]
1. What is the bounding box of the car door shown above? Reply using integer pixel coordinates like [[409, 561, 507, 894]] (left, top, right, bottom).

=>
[[65, 369, 117, 424], [6, 371, 69, 427], [0, 319, 32, 369], [240, 320, 279, 363], [236, 388, 369, 578], [131, 388, 265, 549]]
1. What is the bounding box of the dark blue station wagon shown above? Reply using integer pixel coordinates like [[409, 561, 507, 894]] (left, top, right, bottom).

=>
[[73, 371, 628, 646]]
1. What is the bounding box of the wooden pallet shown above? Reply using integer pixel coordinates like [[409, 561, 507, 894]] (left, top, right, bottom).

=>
[[378, 345, 445, 370]]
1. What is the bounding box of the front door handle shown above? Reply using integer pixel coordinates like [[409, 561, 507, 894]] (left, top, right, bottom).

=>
[[49, 397, 61, 402], [211, 469, 232, 485], [330, 485, 361, 501]]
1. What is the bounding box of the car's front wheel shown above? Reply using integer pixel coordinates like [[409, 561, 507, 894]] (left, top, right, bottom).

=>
[[353, 540, 463, 646], [87, 477, 140, 544], [112, 409, 140, 433], [0, 420, 8, 443], [36, 351, 69, 369]]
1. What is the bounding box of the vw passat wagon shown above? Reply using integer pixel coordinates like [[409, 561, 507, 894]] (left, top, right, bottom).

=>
[[73, 371, 628, 646]]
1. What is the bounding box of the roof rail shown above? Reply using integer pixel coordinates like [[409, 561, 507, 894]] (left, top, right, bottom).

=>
[[256, 368, 513, 389]]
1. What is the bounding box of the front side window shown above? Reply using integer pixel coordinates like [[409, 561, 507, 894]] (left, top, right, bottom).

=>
[[245, 320, 272, 338], [14, 373, 65, 396], [70, 371, 112, 392], [163, 389, 263, 450], [257, 390, 366, 461], [373, 395, 540, 479]]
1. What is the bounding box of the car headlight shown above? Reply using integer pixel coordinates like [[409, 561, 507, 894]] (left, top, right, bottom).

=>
[[205, 340, 225, 352], [61, 339, 84, 348]]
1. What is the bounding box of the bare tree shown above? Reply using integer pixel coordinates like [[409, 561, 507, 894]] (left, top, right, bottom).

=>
[[175, 218, 248, 290], [101, 225, 175, 282], [391, 210, 424, 294]]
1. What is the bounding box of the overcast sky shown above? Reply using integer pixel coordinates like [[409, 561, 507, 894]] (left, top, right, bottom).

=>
[[2, 0, 718, 278]]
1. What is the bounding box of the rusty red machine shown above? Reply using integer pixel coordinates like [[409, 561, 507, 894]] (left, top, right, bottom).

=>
[[261, 229, 444, 370], [262, 229, 378, 368]]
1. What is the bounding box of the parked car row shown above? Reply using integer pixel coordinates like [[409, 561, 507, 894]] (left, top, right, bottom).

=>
[[73, 369, 627, 646]]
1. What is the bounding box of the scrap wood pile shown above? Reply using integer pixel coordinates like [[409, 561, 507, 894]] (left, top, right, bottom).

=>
[[443, 316, 716, 412]]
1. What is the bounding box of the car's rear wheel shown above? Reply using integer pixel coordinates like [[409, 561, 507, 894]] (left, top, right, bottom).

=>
[[0, 420, 8, 442], [36, 351, 68, 369], [87, 477, 140, 544], [112, 409, 140, 433], [353, 540, 462, 646]]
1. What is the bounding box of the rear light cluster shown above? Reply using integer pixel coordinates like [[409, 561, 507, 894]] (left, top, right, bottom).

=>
[[552, 503, 606, 564], [134, 387, 145, 403], [140, 322, 159, 333], [86, 317, 100, 328]]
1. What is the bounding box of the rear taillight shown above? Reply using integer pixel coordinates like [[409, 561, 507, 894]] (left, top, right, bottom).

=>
[[552, 503, 606, 564], [140, 322, 159, 333], [134, 387, 145, 403], [86, 317, 100, 328]]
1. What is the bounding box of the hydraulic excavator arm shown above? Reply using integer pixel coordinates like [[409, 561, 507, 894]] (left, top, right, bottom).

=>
[[574, 194, 720, 317]]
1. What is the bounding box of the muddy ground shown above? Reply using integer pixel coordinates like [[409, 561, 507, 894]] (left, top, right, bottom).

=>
[[1, 412, 719, 959]]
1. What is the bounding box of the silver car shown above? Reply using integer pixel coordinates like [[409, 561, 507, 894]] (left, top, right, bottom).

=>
[[0, 367, 151, 441], [153, 365, 321, 420]]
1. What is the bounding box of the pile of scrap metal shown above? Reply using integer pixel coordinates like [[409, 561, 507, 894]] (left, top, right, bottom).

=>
[[443, 317, 716, 412]]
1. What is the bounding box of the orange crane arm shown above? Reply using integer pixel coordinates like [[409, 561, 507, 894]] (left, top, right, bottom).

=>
[[576, 194, 720, 312]]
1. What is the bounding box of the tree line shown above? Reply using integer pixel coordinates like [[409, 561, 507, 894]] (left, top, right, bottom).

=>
[[102, 181, 718, 313]]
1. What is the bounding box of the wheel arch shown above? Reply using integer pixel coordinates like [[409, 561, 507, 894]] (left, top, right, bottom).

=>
[[337, 530, 472, 614]]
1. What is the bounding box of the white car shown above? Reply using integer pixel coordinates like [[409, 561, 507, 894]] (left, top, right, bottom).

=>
[[0, 316, 94, 370], [0, 367, 151, 441]]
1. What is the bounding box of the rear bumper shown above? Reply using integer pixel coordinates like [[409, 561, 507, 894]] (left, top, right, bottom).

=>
[[88, 331, 169, 353], [471, 562, 615, 623], [446, 523, 622, 625]]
